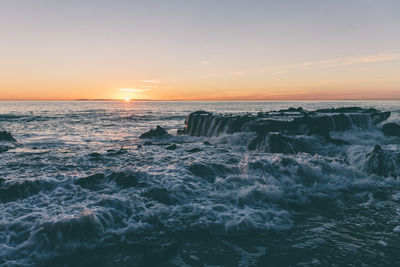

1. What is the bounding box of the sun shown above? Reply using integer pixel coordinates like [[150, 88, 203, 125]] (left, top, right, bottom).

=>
[[124, 97, 131, 102]]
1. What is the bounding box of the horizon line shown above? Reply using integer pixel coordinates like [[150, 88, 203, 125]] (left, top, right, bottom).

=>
[[1, 98, 400, 102]]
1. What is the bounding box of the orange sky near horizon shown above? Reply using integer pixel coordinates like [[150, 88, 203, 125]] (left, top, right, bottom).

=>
[[1, 1, 399, 101]]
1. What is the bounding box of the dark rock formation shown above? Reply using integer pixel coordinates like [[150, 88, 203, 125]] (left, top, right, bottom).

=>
[[139, 126, 170, 139], [74, 173, 107, 190], [74, 172, 139, 190], [188, 161, 237, 182], [180, 107, 387, 154], [365, 145, 400, 177], [0, 131, 16, 142], [186, 148, 202, 153], [142, 187, 176, 204], [109, 172, 138, 188], [165, 144, 178, 150], [382, 123, 400, 137], [266, 134, 313, 154], [0, 180, 52, 203], [180, 107, 390, 138]]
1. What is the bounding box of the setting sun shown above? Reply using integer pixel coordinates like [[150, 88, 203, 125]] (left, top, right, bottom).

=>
[[124, 97, 131, 102]]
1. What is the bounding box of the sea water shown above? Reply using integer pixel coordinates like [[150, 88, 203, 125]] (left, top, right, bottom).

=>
[[1, 101, 400, 266]]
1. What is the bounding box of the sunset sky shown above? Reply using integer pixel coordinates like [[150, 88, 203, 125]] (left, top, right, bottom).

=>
[[1, 0, 399, 100]]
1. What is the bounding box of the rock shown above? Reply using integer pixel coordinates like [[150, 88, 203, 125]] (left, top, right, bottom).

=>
[[109, 172, 138, 187], [365, 145, 400, 177], [371, 111, 391, 124], [139, 126, 170, 139], [74, 173, 106, 190], [0, 145, 11, 153], [74, 172, 139, 190], [382, 123, 400, 137], [0, 180, 44, 203], [180, 107, 390, 138], [165, 144, 178, 150], [143, 141, 154, 146], [266, 134, 312, 154], [247, 134, 266, 150], [88, 152, 102, 160], [142, 187, 176, 204], [188, 161, 235, 182], [0, 131, 16, 142], [187, 148, 202, 153]]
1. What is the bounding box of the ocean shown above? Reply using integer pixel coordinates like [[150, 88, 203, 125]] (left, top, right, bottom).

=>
[[1, 101, 400, 266]]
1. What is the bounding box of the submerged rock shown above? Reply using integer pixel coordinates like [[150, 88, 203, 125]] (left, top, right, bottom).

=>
[[74, 172, 139, 190], [165, 144, 178, 150], [139, 126, 170, 139], [74, 173, 107, 190], [188, 161, 237, 182], [186, 147, 202, 153], [382, 123, 400, 137], [0, 131, 16, 142], [0, 180, 51, 203], [109, 172, 138, 188], [0, 131, 17, 153], [142, 187, 176, 204]]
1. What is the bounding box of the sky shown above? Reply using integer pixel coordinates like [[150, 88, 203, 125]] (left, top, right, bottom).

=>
[[0, 0, 399, 100]]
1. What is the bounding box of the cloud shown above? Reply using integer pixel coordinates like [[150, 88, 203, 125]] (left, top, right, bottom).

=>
[[261, 52, 400, 74], [141, 79, 160, 84], [302, 53, 400, 68]]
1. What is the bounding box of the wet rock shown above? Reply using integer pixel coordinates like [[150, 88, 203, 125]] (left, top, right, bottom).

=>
[[181, 107, 389, 140], [109, 172, 138, 187], [278, 107, 304, 113], [0, 145, 11, 153], [165, 144, 178, 150], [188, 161, 235, 182], [324, 134, 350, 145], [371, 111, 391, 124], [266, 134, 312, 154], [0, 180, 43, 203], [107, 146, 127, 155], [74, 173, 107, 190], [143, 141, 154, 146], [142, 187, 176, 204], [88, 152, 103, 161], [0, 131, 16, 142], [365, 145, 400, 177], [139, 126, 170, 139], [373, 190, 388, 201], [247, 134, 266, 150], [187, 148, 202, 153], [382, 123, 400, 137]]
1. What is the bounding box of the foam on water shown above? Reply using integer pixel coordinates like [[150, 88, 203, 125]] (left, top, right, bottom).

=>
[[1, 101, 400, 266]]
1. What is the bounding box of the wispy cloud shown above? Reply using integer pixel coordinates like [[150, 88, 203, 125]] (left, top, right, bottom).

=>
[[141, 79, 160, 84], [302, 53, 400, 68], [260, 52, 400, 74]]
